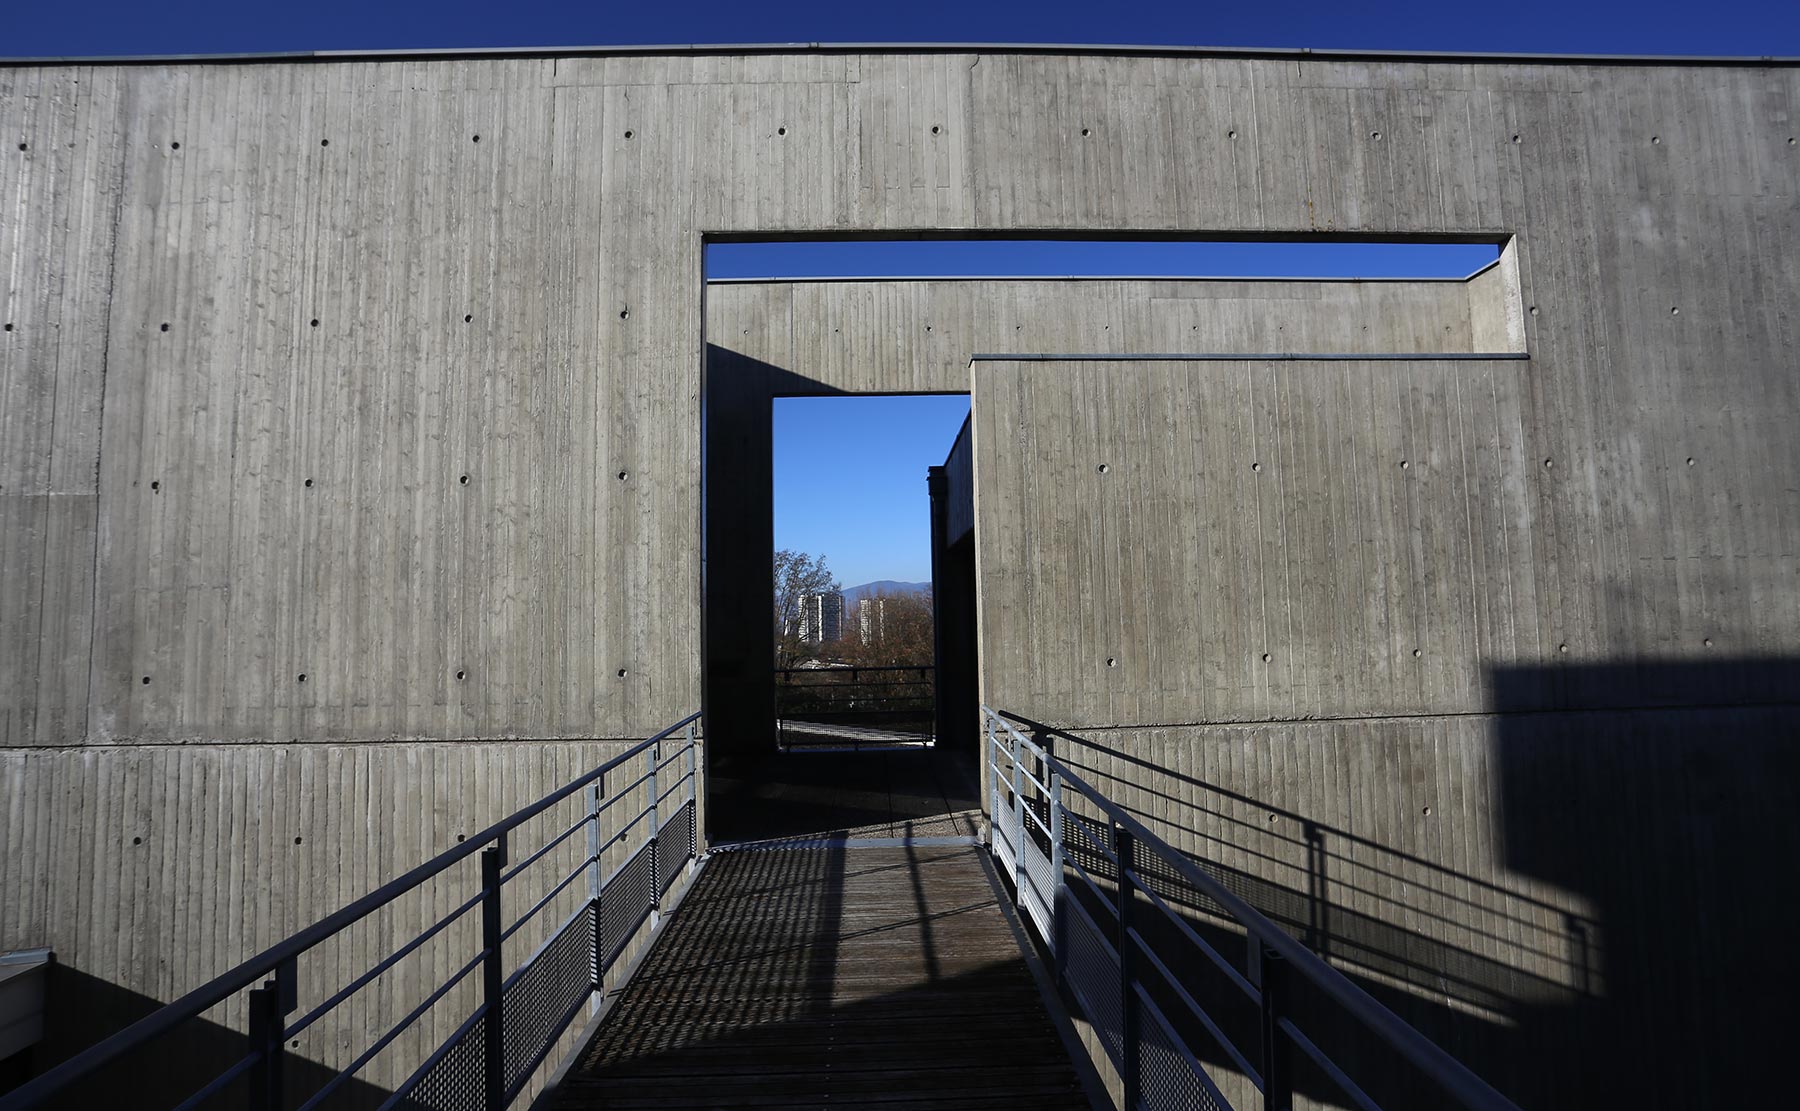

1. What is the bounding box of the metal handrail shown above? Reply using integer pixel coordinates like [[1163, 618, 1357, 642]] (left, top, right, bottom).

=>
[[2, 711, 704, 1111], [983, 705, 1522, 1111]]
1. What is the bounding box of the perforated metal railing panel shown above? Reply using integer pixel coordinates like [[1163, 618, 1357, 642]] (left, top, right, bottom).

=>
[[501, 905, 597, 1097], [1020, 814, 1057, 942], [396, 1012, 487, 1111], [1137, 986, 1231, 1111], [656, 801, 694, 896], [1065, 893, 1126, 1068], [598, 843, 656, 970]]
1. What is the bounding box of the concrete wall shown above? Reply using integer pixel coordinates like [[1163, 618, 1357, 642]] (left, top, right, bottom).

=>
[[3, 47, 1798, 1109], [703, 274, 1498, 755]]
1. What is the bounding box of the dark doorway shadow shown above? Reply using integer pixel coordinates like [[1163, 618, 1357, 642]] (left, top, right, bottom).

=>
[[708, 744, 981, 843]]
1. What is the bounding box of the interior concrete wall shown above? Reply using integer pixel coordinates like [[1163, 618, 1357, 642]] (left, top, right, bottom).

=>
[[703, 274, 1497, 754], [3, 48, 1797, 1109]]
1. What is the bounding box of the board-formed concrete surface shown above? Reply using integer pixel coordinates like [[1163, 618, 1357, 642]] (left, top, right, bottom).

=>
[[3, 45, 1798, 1109]]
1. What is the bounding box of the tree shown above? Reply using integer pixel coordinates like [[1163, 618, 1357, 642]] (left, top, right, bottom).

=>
[[773, 549, 839, 668], [840, 587, 934, 668]]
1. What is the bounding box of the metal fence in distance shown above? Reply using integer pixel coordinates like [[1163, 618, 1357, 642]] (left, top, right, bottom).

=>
[[775, 666, 934, 751]]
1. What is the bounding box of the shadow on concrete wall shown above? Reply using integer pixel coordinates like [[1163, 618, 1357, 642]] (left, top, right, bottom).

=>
[[703, 344, 862, 765], [11, 963, 388, 1109], [1036, 657, 1799, 1110]]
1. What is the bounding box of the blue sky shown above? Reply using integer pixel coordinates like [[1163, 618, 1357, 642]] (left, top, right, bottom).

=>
[[710, 241, 1500, 281], [774, 396, 970, 588], [4, 1, 1797, 57]]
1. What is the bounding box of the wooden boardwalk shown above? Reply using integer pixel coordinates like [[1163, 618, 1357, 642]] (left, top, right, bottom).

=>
[[546, 841, 1091, 1110]]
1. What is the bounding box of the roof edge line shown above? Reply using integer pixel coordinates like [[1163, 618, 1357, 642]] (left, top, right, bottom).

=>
[[3, 41, 1799, 68]]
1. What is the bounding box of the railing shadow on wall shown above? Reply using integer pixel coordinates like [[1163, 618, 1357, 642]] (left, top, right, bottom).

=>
[[991, 655, 1800, 1111]]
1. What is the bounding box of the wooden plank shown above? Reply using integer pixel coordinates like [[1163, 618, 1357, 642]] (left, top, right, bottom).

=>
[[548, 846, 1090, 1109]]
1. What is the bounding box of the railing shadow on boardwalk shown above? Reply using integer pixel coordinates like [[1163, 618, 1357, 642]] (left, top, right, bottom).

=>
[[1022, 656, 1800, 1111], [548, 843, 1089, 1110]]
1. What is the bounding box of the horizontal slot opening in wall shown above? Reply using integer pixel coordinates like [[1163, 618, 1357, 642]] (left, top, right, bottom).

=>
[[706, 236, 1501, 282], [704, 235, 1527, 357]]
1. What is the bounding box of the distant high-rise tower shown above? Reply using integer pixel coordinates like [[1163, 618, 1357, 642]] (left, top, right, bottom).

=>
[[797, 591, 845, 644], [859, 597, 887, 645]]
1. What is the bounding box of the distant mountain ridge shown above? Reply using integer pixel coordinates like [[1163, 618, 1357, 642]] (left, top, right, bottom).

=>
[[842, 580, 929, 606]]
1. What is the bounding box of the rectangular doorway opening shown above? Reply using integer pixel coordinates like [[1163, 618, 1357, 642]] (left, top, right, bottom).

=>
[[772, 394, 972, 754]]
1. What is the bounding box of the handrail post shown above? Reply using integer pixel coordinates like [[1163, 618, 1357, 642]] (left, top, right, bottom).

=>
[[245, 955, 294, 1111], [587, 772, 604, 1004], [684, 721, 697, 868], [984, 713, 996, 835], [647, 739, 662, 926], [1010, 731, 1025, 868], [1049, 763, 1066, 975], [1255, 939, 1294, 1111], [1116, 824, 1141, 1110], [481, 840, 506, 1111]]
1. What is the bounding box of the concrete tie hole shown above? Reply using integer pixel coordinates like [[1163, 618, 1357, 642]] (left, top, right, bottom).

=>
[[141, 675, 151, 685], [1511, 134, 1522, 144], [620, 309, 630, 320], [1543, 458, 1555, 469], [320, 139, 329, 147], [132, 836, 142, 845], [1105, 657, 1117, 668], [293, 836, 302, 845], [1687, 457, 1696, 467], [931, 125, 941, 135], [303, 478, 314, 488], [1370, 130, 1383, 141], [3, 323, 11, 331], [1529, 305, 1540, 316], [170, 141, 180, 150], [159, 322, 170, 332], [1703, 638, 1714, 648], [1651, 135, 1661, 145], [471, 134, 480, 143], [1260, 653, 1272, 663], [1251, 462, 1262, 473], [1096, 463, 1109, 474], [777, 126, 787, 136], [459, 474, 470, 485], [455, 670, 466, 681], [297, 673, 308, 683], [618, 471, 630, 481], [1558, 643, 1570, 654], [463, 314, 472, 323], [1422, 806, 1432, 816], [1400, 459, 1410, 470], [1227, 129, 1237, 140], [623, 130, 634, 140], [309, 318, 319, 328], [617, 668, 628, 678], [150, 481, 161, 492], [1670, 306, 1681, 316], [1080, 128, 1091, 137], [17, 142, 26, 151], [1412, 648, 1423, 658]]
